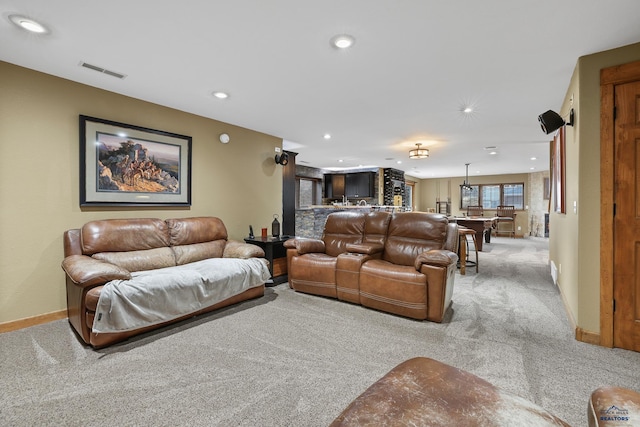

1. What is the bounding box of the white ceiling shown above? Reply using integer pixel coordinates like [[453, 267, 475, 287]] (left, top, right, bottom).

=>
[[2, 1, 640, 178]]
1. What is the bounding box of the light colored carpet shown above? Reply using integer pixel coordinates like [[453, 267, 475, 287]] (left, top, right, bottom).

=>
[[1, 237, 639, 426]]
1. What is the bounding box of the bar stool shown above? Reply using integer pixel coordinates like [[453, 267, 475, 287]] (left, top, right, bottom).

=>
[[495, 205, 516, 237], [457, 226, 478, 275]]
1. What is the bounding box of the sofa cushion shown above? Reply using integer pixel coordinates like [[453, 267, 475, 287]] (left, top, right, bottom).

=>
[[359, 259, 428, 320], [92, 258, 270, 334], [166, 217, 227, 246], [363, 211, 391, 245], [173, 241, 227, 265], [383, 212, 448, 266], [93, 247, 176, 272], [323, 211, 366, 257], [289, 253, 339, 297], [81, 218, 169, 254]]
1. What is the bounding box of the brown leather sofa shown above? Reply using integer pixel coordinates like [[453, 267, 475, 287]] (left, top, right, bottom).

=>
[[62, 216, 268, 348], [284, 211, 458, 322]]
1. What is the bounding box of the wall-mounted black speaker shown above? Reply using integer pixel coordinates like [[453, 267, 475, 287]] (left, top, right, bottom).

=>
[[275, 152, 289, 165], [538, 109, 573, 134]]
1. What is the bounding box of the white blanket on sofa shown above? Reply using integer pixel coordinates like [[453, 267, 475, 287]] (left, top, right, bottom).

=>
[[92, 257, 271, 334]]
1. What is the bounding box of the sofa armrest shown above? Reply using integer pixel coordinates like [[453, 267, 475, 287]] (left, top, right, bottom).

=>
[[345, 242, 384, 255], [285, 238, 326, 255], [417, 250, 459, 322], [223, 240, 265, 258], [61, 255, 131, 288], [414, 249, 458, 270], [444, 223, 459, 253]]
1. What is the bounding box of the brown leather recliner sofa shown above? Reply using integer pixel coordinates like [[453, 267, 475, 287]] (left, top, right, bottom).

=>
[[62, 216, 270, 348], [284, 211, 459, 322]]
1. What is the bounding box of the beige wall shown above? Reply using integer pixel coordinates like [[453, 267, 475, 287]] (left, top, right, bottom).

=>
[[549, 41, 640, 334], [0, 62, 283, 324]]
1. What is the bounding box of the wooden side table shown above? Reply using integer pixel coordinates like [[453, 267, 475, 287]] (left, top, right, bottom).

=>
[[243, 236, 291, 286]]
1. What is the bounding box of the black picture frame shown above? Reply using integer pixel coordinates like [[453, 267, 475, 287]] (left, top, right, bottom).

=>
[[79, 115, 192, 207]]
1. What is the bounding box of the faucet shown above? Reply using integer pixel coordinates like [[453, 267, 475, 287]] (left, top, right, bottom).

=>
[[342, 195, 348, 206], [358, 199, 367, 206]]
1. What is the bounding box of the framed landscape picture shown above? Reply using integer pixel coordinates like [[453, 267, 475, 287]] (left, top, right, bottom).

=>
[[80, 115, 192, 206]]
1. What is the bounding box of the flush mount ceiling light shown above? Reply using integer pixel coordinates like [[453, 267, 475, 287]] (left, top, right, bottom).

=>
[[9, 15, 48, 33], [331, 34, 355, 49], [212, 91, 229, 99], [409, 143, 429, 159]]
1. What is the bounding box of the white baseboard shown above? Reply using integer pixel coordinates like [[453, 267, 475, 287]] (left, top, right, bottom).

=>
[[550, 260, 558, 285]]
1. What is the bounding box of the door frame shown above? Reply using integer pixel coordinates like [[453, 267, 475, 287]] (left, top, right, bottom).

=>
[[600, 60, 640, 347]]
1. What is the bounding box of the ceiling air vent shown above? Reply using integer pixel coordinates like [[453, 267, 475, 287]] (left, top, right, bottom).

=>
[[79, 62, 127, 79]]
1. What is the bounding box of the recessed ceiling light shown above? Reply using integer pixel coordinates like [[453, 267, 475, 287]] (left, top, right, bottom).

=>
[[397, 160, 402, 164], [331, 34, 355, 49], [463, 107, 473, 114], [323, 133, 331, 140], [530, 157, 537, 160], [489, 151, 497, 155], [212, 91, 229, 99], [338, 159, 343, 163], [9, 15, 48, 34]]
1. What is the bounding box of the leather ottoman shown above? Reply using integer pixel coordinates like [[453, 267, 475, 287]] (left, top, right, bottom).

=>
[[588, 386, 640, 427], [330, 357, 570, 426]]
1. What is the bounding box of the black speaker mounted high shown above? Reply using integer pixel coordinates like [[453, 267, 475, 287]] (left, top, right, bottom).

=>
[[275, 152, 289, 166], [538, 109, 574, 134]]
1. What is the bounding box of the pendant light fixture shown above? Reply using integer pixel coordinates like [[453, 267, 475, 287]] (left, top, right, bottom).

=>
[[409, 143, 429, 159], [461, 163, 472, 190]]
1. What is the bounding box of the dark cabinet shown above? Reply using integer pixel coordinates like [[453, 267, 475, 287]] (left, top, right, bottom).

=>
[[243, 237, 289, 285], [325, 172, 374, 199], [346, 172, 374, 198], [325, 174, 345, 198]]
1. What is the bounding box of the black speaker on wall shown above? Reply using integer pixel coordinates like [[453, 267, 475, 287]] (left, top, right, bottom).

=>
[[538, 109, 574, 134], [275, 152, 289, 165]]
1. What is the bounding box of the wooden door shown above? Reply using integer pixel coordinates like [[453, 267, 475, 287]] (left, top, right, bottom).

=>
[[614, 79, 640, 351]]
